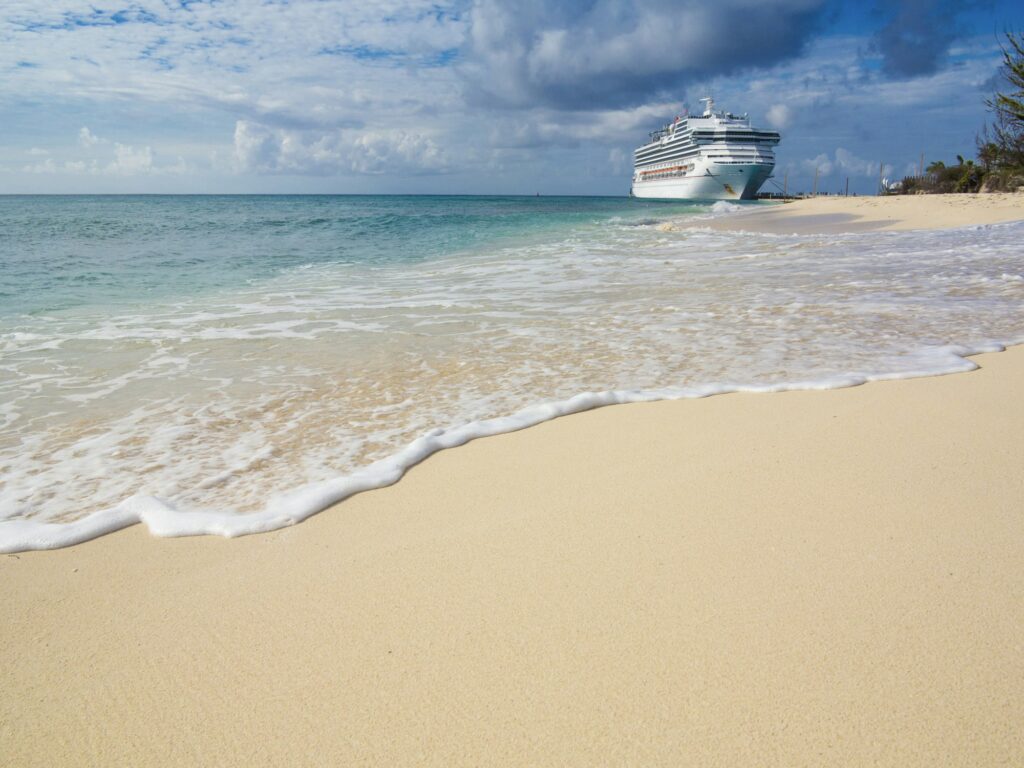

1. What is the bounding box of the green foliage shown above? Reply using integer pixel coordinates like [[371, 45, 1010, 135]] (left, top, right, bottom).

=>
[[979, 167, 1024, 192], [977, 138, 1000, 171], [897, 158, 983, 194], [981, 30, 1024, 172], [991, 31, 1024, 125]]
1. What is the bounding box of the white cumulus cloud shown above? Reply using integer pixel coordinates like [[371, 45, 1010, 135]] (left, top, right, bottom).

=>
[[234, 120, 451, 176], [802, 152, 833, 176], [803, 148, 894, 179], [834, 147, 876, 176], [78, 127, 101, 147], [107, 144, 153, 175], [766, 104, 792, 129]]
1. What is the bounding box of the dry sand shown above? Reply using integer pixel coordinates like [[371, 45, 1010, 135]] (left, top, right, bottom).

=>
[[3, 194, 1024, 766], [4, 346, 1024, 766], [707, 191, 1024, 234]]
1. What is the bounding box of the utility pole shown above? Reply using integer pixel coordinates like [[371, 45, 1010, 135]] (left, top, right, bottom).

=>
[[919, 152, 924, 178], [813, 167, 818, 197], [783, 170, 788, 198], [878, 161, 884, 195], [845, 177, 849, 197]]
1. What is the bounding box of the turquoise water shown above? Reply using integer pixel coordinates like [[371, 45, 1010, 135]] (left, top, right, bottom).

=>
[[2, 195, 1023, 551], [0, 195, 704, 316]]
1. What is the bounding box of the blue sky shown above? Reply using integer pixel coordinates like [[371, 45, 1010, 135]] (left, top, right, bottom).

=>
[[1, 0, 1021, 195]]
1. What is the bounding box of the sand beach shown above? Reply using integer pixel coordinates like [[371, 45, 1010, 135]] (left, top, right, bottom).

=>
[[708, 191, 1024, 233], [3, 194, 1024, 766]]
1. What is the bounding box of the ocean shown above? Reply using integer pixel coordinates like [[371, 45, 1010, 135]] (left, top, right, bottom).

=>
[[2, 194, 1023, 551]]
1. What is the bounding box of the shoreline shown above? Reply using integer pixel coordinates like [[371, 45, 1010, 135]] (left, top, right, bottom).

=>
[[4, 344, 1023, 765], [5, 193, 1023, 555], [1, 336, 1015, 555], [0, 192, 1019, 557]]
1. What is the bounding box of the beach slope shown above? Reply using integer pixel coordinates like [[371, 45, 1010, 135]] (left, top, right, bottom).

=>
[[3, 343, 1024, 766]]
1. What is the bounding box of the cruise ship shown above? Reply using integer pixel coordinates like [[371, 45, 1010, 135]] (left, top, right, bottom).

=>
[[631, 97, 780, 200]]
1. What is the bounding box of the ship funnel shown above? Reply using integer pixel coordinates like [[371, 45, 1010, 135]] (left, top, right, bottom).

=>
[[699, 96, 715, 116]]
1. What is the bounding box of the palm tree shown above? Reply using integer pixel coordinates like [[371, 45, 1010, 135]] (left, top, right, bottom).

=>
[[977, 135, 1000, 172], [957, 159, 979, 192]]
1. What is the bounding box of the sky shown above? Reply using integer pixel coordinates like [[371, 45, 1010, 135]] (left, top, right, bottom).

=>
[[1, 0, 1022, 195]]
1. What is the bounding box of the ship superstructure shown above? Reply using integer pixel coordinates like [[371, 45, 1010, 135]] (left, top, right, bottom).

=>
[[631, 97, 780, 200]]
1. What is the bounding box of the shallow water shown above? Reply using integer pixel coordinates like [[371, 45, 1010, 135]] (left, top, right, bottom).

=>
[[2, 195, 1023, 551]]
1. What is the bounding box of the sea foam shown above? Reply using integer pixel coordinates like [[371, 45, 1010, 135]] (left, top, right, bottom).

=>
[[1, 340, 1011, 554], [2, 196, 1023, 553]]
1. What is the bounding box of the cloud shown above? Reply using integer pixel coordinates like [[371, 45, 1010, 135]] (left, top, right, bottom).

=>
[[460, 0, 827, 110], [22, 157, 96, 174], [871, 0, 978, 78], [802, 152, 833, 176], [22, 158, 59, 174], [350, 131, 450, 175], [107, 143, 153, 175], [233, 120, 451, 176], [22, 127, 188, 176], [78, 127, 101, 147], [0, 1, 466, 134], [802, 148, 894, 179], [0, 0, 1010, 193], [765, 104, 792, 129], [834, 147, 876, 176], [233, 122, 280, 174]]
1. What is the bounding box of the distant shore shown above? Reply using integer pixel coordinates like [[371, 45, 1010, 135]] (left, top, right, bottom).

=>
[[708, 191, 1024, 234], [3, 194, 1024, 766]]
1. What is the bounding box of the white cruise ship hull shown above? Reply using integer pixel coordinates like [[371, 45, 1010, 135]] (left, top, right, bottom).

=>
[[632, 162, 773, 200]]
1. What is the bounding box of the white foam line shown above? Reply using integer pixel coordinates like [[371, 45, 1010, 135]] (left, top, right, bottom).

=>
[[1, 340, 1016, 555]]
